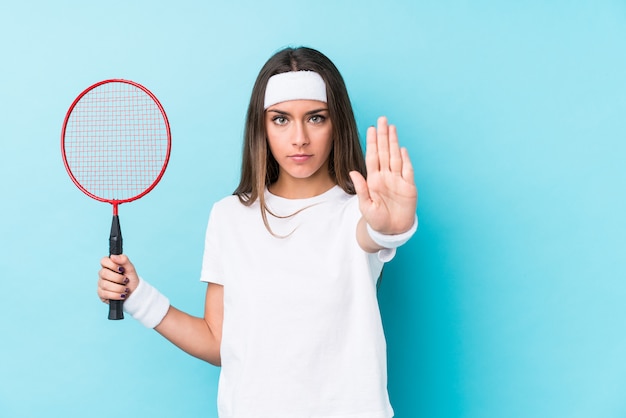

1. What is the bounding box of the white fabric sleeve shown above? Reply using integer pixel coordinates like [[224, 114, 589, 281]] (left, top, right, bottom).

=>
[[367, 214, 418, 249], [123, 277, 170, 329], [200, 204, 225, 285], [377, 248, 396, 263]]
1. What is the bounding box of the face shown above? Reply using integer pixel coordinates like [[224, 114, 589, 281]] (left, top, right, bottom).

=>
[[265, 99, 333, 192]]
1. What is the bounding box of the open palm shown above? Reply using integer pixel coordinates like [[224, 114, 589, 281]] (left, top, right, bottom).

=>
[[350, 116, 417, 235]]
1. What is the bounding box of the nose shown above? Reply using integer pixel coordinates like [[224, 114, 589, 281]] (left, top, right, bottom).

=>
[[292, 121, 309, 147]]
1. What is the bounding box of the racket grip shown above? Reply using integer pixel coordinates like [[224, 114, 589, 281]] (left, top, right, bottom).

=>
[[108, 215, 124, 320], [109, 300, 124, 320]]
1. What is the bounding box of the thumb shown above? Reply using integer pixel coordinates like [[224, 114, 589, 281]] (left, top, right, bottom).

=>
[[110, 254, 136, 275], [109, 254, 127, 264], [350, 170, 370, 207]]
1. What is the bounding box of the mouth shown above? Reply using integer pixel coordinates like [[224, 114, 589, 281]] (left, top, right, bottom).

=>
[[289, 154, 313, 163]]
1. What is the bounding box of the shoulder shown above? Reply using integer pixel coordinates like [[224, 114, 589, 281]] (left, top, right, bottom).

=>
[[213, 194, 246, 208], [213, 193, 260, 211], [207, 194, 256, 223]]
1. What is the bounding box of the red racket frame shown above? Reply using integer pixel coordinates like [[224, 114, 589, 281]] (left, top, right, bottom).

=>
[[61, 79, 172, 215]]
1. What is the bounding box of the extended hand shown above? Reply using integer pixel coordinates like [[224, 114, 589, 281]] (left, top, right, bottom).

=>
[[350, 116, 417, 235]]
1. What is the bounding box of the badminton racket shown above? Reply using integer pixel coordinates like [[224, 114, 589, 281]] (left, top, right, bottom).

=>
[[61, 79, 171, 320]]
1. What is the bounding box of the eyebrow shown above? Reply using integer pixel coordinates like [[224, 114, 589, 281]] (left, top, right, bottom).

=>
[[266, 108, 329, 116]]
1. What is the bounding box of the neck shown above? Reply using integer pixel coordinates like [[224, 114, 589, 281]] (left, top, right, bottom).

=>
[[269, 175, 336, 199]]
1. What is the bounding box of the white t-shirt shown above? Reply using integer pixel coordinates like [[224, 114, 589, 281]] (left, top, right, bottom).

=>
[[200, 186, 395, 418]]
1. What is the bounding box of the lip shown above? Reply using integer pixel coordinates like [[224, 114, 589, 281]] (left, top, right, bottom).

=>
[[289, 154, 313, 163]]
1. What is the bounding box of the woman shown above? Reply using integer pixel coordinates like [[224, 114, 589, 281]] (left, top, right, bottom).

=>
[[98, 46, 417, 418]]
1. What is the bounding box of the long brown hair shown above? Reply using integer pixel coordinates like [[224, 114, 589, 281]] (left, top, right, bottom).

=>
[[233, 47, 366, 230]]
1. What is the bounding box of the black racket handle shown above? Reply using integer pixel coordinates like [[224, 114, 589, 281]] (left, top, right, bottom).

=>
[[108, 215, 124, 320]]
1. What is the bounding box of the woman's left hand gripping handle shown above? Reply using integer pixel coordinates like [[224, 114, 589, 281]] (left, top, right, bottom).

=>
[[97, 254, 140, 319]]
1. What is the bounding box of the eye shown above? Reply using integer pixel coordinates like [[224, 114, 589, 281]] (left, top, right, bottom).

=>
[[309, 114, 326, 124], [272, 116, 288, 126]]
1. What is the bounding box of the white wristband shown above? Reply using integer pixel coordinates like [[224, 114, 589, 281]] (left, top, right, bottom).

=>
[[123, 277, 170, 329], [367, 214, 418, 249]]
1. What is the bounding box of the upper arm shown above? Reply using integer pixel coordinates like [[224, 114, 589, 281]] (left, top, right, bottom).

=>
[[204, 282, 224, 349], [153, 282, 224, 366]]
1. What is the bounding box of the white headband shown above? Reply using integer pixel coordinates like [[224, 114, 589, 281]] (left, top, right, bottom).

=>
[[264, 71, 327, 109]]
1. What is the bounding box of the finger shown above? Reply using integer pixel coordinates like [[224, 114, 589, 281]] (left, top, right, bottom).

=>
[[349, 171, 372, 212], [349, 170, 369, 199], [109, 254, 136, 275], [100, 257, 126, 277], [102, 254, 138, 279], [99, 266, 129, 285], [400, 147, 416, 185], [97, 277, 130, 302], [98, 288, 129, 303], [365, 125, 379, 174], [388, 124, 403, 174], [376, 116, 390, 172]]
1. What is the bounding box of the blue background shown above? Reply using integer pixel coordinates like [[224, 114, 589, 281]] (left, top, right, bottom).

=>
[[1, 1, 625, 417]]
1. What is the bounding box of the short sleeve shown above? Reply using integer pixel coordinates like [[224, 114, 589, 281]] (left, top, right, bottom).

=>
[[199, 205, 225, 285]]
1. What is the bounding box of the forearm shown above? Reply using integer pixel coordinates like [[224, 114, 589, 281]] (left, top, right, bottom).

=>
[[121, 277, 223, 366], [356, 215, 418, 253], [356, 217, 384, 253], [155, 306, 222, 366]]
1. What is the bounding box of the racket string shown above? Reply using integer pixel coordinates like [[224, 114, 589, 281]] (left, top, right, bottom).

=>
[[63, 81, 170, 201]]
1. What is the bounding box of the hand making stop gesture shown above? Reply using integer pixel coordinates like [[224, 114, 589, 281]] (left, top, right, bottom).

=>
[[350, 116, 418, 246]]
